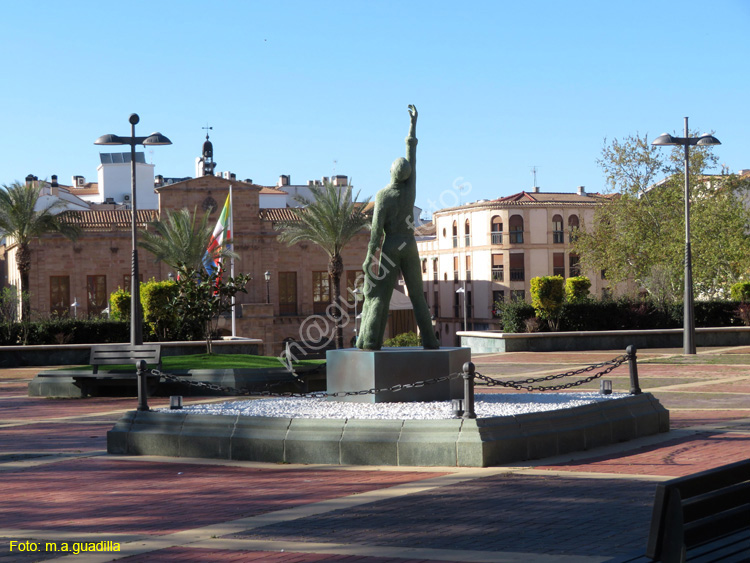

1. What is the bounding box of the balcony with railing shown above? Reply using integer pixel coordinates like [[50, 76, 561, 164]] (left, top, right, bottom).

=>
[[509, 230, 523, 244], [491, 266, 504, 281], [464, 234, 471, 247], [491, 231, 503, 245], [553, 231, 564, 244], [453, 270, 459, 282], [510, 268, 525, 281], [452, 236, 458, 248]]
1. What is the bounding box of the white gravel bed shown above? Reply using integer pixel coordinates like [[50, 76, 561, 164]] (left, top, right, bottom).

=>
[[158, 392, 628, 420]]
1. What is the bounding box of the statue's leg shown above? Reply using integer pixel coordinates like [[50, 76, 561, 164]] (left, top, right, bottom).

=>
[[357, 254, 400, 350], [401, 240, 440, 349]]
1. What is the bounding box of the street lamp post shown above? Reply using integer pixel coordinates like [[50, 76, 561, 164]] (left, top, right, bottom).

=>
[[652, 117, 720, 355], [264, 271, 271, 304], [353, 287, 363, 345], [456, 285, 467, 332], [95, 114, 171, 346]]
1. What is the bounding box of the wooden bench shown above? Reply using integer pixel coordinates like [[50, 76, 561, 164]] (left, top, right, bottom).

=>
[[89, 343, 162, 374], [35, 344, 164, 396], [610, 458, 750, 562]]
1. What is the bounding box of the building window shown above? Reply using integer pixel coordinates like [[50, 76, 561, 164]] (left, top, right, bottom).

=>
[[509, 215, 524, 244], [569, 253, 581, 277], [492, 290, 504, 317], [433, 289, 439, 317], [552, 214, 564, 244], [568, 215, 580, 242], [345, 270, 364, 304], [491, 254, 504, 281], [453, 256, 459, 282], [454, 291, 460, 318], [511, 290, 526, 302], [421, 259, 427, 274], [466, 289, 473, 318], [86, 275, 107, 316], [279, 272, 298, 315], [452, 221, 458, 248], [50, 276, 70, 316], [509, 253, 524, 281], [491, 216, 503, 245], [464, 219, 471, 247], [553, 252, 565, 277], [465, 255, 471, 282], [312, 271, 330, 315], [432, 258, 438, 283]]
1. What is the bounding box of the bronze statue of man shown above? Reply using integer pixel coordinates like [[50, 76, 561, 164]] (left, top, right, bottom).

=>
[[357, 105, 440, 351]]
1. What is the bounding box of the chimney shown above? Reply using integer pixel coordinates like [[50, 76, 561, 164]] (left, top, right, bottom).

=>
[[532, 186, 540, 193], [278, 175, 290, 187], [244, 178, 253, 184], [154, 175, 164, 187], [322, 176, 329, 185], [50, 175, 59, 187], [577, 186, 586, 196]]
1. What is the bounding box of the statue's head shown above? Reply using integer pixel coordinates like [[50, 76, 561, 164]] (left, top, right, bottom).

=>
[[390, 157, 412, 183]]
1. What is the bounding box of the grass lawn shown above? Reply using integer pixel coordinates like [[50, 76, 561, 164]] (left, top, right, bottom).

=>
[[58, 353, 325, 373]]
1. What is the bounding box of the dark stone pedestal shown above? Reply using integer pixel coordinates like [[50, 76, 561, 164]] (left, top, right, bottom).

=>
[[325, 347, 470, 403]]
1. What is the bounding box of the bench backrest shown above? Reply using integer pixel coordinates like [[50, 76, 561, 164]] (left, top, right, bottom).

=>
[[646, 458, 750, 562], [89, 344, 162, 371]]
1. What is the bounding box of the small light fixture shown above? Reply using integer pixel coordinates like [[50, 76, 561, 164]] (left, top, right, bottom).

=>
[[451, 398, 464, 418], [169, 396, 183, 410], [600, 380, 613, 395]]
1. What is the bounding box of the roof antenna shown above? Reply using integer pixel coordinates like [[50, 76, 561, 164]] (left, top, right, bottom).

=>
[[531, 166, 538, 189]]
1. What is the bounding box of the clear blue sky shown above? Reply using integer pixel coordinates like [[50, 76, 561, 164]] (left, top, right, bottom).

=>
[[2, 0, 748, 216]]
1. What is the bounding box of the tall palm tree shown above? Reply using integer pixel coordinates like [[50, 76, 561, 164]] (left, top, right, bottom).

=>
[[276, 182, 371, 349], [0, 181, 79, 320], [138, 207, 236, 272]]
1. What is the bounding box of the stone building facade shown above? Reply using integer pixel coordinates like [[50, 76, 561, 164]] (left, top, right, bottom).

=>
[[4, 174, 371, 356], [417, 187, 623, 346]]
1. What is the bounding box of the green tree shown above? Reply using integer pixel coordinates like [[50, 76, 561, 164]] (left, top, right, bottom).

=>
[[170, 266, 251, 353], [0, 182, 80, 320], [573, 133, 750, 302], [530, 275, 565, 331], [138, 207, 236, 272], [565, 276, 591, 303], [275, 182, 371, 349]]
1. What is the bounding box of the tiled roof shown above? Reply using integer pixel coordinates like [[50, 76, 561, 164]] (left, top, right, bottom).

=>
[[260, 208, 302, 222], [435, 191, 610, 214], [414, 222, 436, 236], [259, 186, 288, 195], [260, 202, 374, 223], [59, 209, 158, 231]]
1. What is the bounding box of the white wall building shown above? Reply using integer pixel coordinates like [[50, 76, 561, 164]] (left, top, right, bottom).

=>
[[417, 186, 620, 346]]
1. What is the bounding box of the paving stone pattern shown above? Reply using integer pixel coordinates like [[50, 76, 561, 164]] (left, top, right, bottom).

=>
[[1, 345, 749, 562]]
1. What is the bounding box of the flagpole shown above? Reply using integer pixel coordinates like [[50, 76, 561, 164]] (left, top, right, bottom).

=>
[[229, 184, 236, 338]]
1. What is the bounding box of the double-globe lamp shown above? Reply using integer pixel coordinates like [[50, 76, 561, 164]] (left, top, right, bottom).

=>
[[651, 117, 720, 355], [95, 114, 171, 345]]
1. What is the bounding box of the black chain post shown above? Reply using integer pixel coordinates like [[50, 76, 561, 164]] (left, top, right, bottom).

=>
[[462, 362, 476, 419], [136, 359, 149, 411], [626, 345, 641, 395]]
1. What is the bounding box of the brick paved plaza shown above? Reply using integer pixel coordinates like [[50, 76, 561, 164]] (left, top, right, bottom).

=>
[[1, 346, 749, 562]]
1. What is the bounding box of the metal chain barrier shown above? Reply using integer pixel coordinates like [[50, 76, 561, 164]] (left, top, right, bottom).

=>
[[143, 351, 630, 407], [151, 368, 463, 399], [473, 353, 629, 392]]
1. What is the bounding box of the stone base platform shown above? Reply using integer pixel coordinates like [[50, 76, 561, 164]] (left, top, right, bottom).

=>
[[326, 347, 470, 403], [107, 393, 669, 467]]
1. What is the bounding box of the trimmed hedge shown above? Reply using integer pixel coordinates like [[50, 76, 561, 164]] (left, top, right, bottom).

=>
[[0, 318, 129, 346], [499, 299, 744, 333]]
